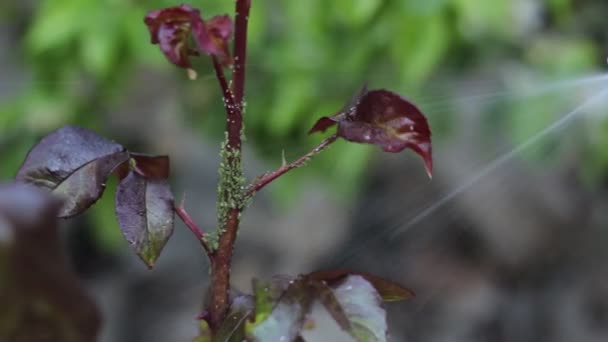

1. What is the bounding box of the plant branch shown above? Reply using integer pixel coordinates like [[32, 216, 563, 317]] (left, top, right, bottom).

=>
[[246, 134, 339, 197], [175, 202, 211, 254], [206, 0, 251, 332], [232, 0, 250, 108], [211, 56, 242, 143]]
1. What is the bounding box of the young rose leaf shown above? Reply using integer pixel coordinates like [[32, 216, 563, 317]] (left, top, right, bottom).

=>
[[309, 281, 352, 333], [115, 171, 175, 268], [144, 5, 195, 68], [310, 88, 433, 178], [130, 153, 170, 180], [248, 276, 316, 341], [205, 15, 234, 66], [331, 275, 388, 342], [144, 5, 233, 68], [215, 294, 254, 342], [249, 276, 293, 329], [0, 183, 101, 341], [307, 116, 339, 134], [15, 125, 129, 217], [307, 85, 366, 134], [308, 269, 414, 302]]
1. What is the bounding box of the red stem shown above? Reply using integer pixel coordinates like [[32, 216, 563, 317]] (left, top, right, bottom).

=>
[[207, 0, 251, 332], [211, 55, 241, 151], [175, 205, 211, 254], [232, 0, 250, 108], [246, 134, 339, 197]]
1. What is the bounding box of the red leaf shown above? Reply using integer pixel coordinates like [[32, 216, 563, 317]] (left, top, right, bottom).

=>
[[15, 126, 129, 217], [205, 15, 234, 66], [144, 4, 200, 68], [308, 116, 338, 134], [308, 269, 414, 302], [309, 88, 433, 178], [130, 153, 170, 180], [144, 5, 233, 68], [115, 171, 175, 268]]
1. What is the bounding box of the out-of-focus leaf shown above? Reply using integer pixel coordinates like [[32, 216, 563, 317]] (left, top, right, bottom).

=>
[[0, 183, 101, 341], [248, 271, 400, 341], [250, 276, 292, 327], [115, 171, 175, 268], [331, 0, 382, 27], [391, 14, 447, 85], [310, 281, 352, 333], [270, 77, 315, 137], [15, 125, 129, 217], [130, 153, 171, 180], [80, 4, 121, 78], [248, 276, 316, 341], [215, 294, 255, 342], [193, 319, 212, 342], [332, 275, 388, 342], [308, 269, 414, 302], [310, 88, 433, 177], [144, 5, 233, 68], [452, 0, 511, 39], [26, 0, 87, 54]]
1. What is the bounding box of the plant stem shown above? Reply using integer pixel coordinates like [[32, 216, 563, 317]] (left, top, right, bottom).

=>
[[207, 0, 251, 331], [232, 0, 250, 108], [246, 134, 339, 197], [175, 204, 211, 254]]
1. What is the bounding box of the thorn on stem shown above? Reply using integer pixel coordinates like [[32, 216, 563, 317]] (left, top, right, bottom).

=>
[[281, 149, 287, 167], [179, 191, 187, 209]]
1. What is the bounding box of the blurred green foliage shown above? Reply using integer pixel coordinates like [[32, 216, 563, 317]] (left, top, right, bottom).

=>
[[1, 0, 607, 249]]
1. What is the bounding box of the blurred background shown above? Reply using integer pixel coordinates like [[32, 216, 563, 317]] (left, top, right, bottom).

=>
[[2, 0, 608, 341]]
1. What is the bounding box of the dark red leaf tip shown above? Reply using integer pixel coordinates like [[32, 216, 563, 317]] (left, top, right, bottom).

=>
[[130, 153, 171, 180], [308, 116, 338, 134]]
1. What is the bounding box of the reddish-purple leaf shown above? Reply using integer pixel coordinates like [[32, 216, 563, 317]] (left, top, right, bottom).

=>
[[308, 269, 414, 302], [205, 15, 234, 66], [309, 281, 352, 333], [144, 4, 199, 68], [15, 125, 129, 217], [308, 85, 367, 134], [115, 171, 175, 268], [130, 153, 170, 180], [144, 5, 233, 68], [0, 183, 101, 341], [308, 116, 339, 134], [331, 275, 388, 341], [309, 88, 433, 178]]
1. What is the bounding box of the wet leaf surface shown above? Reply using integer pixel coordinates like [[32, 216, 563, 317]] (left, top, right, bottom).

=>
[[247, 270, 407, 341], [248, 276, 316, 341], [310, 87, 433, 177], [16, 125, 129, 217], [308, 269, 414, 302], [115, 171, 175, 268], [332, 275, 388, 342]]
